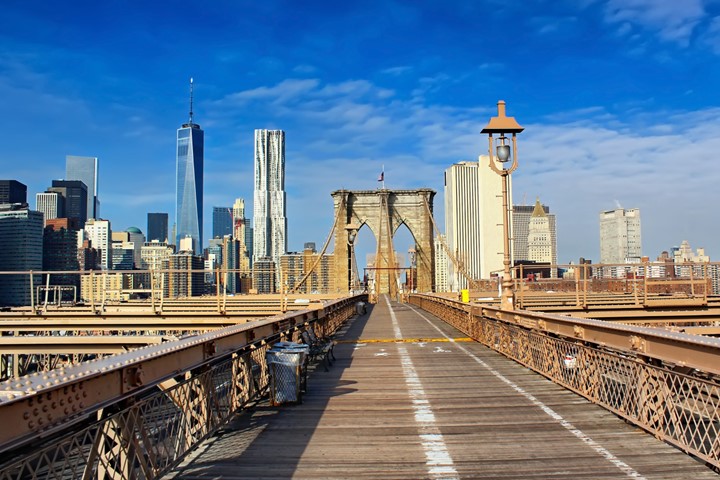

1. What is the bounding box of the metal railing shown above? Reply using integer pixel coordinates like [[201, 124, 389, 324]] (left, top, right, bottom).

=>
[[0, 266, 341, 313], [512, 261, 718, 309], [410, 293, 720, 470], [0, 295, 363, 479]]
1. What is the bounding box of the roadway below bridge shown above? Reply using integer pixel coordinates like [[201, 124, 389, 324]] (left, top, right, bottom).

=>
[[167, 295, 717, 479]]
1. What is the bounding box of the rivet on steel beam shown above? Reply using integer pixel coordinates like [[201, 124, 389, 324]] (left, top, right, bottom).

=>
[[573, 326, 585, 339], [629, 335, 645, 352]]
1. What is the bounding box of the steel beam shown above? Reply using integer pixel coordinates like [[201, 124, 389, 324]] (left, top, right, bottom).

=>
[[413, 294, 720, 377], [0, 336, 165, 354], [0, 295, 362, 455]]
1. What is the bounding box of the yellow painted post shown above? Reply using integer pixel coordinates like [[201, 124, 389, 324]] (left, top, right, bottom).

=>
[[461, 289, 470, 303]]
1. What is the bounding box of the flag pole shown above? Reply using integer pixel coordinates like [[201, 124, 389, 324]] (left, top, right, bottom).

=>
[[382, 164, 385, 190]]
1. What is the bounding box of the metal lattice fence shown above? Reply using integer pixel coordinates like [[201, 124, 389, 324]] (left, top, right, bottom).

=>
[[0, 345, 270, 480], [411, 295, 720, 470]]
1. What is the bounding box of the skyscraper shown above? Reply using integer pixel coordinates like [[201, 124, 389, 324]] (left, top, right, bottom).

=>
[[66, 156, 99, 219], [84, 218, 111, 270], [232, 198, 251, 271], [444, 159, 507, 289], [599, 207, 642, 264], [0, 180, 27, 204], [212, 206, 232, 239], [253, 129, 287, 266], [0, 204, 43, 306], [49, 180, 88, 225], [434, 234, 449, 292], [147, 213, 169, 243], [513, 199, 557, 275], [527, 200, 553, 263], [175, 79, 204, 253], [36, 192, 65, 224]]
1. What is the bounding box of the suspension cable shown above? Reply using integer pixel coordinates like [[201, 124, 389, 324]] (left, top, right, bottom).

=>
[[422, 196, 478, 289], [289, 195, 344, 293]]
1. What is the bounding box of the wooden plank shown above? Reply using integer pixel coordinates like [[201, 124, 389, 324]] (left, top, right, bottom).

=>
[[168, 296, 718, 479]]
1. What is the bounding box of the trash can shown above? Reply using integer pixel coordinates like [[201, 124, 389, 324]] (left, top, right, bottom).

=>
[[356, 301, 366, 315], [266, 342, 309, 405]]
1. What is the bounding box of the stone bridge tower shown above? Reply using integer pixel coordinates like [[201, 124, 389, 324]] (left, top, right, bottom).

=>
[[332, 189, 435, 298]]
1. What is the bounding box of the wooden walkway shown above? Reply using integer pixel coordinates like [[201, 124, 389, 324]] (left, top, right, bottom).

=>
[[167, 295, 718, 479]]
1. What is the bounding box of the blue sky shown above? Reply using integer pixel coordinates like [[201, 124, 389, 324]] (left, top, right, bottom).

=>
[[3, 0, 720, 265]]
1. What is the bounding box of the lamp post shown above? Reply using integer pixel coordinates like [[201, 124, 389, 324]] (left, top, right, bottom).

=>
[[481, 100, 524, 310], [346, 223, 359, 292]]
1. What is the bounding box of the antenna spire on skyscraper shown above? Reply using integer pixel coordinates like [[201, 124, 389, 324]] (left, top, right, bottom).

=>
[[189, 77, 194, 125]]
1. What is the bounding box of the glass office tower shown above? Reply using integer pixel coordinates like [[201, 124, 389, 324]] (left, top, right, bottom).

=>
[[175, 81, 204, 253], [147, 212, 169, 243], [212, 206, 232, 239], [66, 156, 99, 220]]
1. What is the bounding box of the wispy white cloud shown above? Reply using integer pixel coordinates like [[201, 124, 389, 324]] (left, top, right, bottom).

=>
[[209, 76, 720, 260], [700, 16, 720, 54], [519, 107, 720, 260], [218, 79, 321, 105], [381, 66, 413, 76], [603, 0, 705, 46]]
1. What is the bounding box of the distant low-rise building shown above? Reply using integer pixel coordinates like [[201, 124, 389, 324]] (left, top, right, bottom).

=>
[[80, 272, 127, 303], [253, 257, 276, 294], [279, 245, 334, 294], [164, 252, 204, 297]]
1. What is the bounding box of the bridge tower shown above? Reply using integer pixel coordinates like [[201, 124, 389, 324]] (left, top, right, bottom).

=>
[[332, 189, 435, 299]]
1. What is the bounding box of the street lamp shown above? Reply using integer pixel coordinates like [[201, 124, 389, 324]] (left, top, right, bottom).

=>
[[346, 222, 360, 292], [481, 100, 524, 310]]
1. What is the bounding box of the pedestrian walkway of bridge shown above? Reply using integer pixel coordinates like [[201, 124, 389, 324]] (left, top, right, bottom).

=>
[[167, 295, 717, 479]]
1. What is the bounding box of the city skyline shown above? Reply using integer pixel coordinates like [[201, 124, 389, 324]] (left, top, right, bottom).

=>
[[2, 1, 720, 263]]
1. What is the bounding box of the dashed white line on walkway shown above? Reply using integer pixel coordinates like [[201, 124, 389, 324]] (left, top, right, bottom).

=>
[[385, 296, 459, 480], [407, 303, 647, 480]]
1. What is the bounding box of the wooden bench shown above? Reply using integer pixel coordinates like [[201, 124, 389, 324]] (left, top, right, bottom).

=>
[[300, 328, 335, 371]]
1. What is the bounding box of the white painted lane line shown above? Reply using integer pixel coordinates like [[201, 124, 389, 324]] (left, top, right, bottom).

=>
[[407, 304, 647, 480], [385, 296, 459, 479]]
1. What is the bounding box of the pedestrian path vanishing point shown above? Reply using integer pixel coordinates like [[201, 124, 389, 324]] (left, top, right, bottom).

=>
[[167, 295, 717, 479]]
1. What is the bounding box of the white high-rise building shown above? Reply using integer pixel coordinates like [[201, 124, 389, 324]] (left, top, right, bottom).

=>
[[444, 158, 508, 290], [253, 129, 287, 267], [434, 234, 449, 292], [36, 192, 64, 224], [85, 218, 111, 269], [599, 208, 641, 264]]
